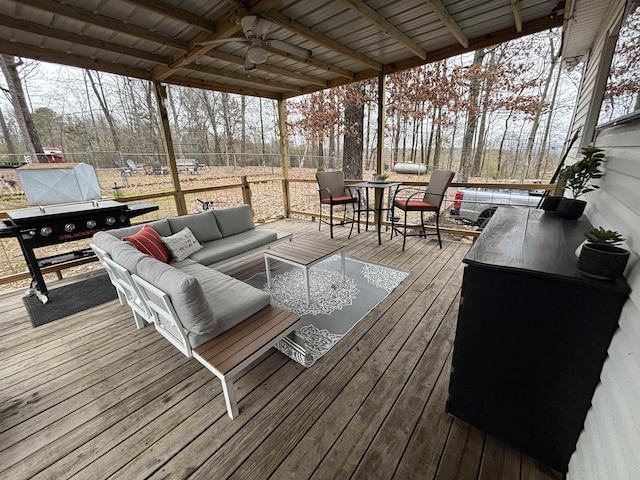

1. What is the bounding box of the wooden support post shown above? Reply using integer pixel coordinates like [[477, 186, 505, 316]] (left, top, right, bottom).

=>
[[374, 67, 387, 224], [278, 97, 291, 216], [153, 80, 187, 216]]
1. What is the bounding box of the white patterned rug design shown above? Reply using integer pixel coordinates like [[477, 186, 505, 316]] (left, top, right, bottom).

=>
[[245, 255, 409, 367]]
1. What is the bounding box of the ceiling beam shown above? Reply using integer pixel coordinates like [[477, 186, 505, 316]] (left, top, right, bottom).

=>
[[339, 0, 427, 59], [185, 63, 303, 93], [0, 38, 151, 80], [206, 50, 329, 86], [511, 0, 523, 33], [166, 74, 280, 99], [19, 0, 189, 51], [425, 0, 469, 48], [260, 45, 356, 79], [283, 14, 564, 99], [121, 0, 218, 32], [262, 9, 382, 70], [0, 14, 167, 64]]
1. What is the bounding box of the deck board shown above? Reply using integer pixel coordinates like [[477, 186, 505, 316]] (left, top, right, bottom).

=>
[[0, 217, 560, 479]]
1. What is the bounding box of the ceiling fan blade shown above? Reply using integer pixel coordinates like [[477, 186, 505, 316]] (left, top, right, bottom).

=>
[[194, 37, 246, 47], [244, 57, 257, 71], [265, 39, 312, 58]]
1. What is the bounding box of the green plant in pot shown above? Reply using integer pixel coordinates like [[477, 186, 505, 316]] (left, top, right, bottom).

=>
[[557, 146, 605, 219], [577, 227, 630, 280]]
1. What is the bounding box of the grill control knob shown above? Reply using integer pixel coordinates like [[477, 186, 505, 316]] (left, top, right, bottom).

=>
[[29, 230, 36, 237], [40, 226, 52, 236], [64, 223, 76, 232], [119, 215, 127, 223], [86, 219, 97, 229], [106, 216, 116, 225]]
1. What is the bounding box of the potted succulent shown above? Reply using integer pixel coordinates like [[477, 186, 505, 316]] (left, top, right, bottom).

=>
[[577, 227, 630, 280], [556, 146, 606, 219]]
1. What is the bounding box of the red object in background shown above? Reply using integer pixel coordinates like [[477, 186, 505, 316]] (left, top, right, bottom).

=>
[[43, 147, 65, 163], [453, 191, 464, 210]]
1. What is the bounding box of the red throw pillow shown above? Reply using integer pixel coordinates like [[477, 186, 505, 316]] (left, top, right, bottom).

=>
[[123, 224, 171, 263]]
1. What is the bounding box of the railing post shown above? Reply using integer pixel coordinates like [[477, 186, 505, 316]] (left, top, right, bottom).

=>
[[241, 175, 253, 216]]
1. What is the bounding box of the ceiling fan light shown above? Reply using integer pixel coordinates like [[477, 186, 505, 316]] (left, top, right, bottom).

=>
[[247, 45, 268, 64]]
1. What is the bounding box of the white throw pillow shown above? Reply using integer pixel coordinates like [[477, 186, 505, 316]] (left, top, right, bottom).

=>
[[161, 227, 203, 262]]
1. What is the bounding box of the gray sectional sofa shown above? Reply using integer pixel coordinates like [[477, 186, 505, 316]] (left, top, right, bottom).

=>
[[92, 205, 290, 348], [90, 205, 296, 418]]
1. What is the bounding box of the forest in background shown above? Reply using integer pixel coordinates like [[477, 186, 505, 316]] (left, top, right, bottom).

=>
[[0, 13, 638, 187]]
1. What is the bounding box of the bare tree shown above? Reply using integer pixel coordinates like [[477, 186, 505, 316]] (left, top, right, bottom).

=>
[[0, 55, 45, 162]]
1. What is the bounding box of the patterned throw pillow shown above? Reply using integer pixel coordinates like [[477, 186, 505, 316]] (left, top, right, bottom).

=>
[[161, 227, 203, 262], [123, 224, 171, 263]]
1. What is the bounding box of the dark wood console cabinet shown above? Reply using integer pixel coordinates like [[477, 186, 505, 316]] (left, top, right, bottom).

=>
[[446, 208, 630, 473]]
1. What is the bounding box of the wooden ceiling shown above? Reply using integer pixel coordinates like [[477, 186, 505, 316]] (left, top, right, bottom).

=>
[[0, 0, 566, 99]]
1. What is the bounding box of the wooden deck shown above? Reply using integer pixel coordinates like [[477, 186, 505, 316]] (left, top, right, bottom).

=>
[[0, 218, 561, 480]]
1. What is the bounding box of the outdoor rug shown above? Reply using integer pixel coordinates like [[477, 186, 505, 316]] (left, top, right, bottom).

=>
[[23, 273, 118, 327], [245, 255, 409, 367]]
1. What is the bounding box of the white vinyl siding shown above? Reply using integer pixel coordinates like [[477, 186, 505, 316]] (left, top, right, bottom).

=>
[[568, 118, 640, 480], [566, 1, 626, 161]]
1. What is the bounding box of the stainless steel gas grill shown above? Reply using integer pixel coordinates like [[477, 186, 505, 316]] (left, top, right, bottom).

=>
[[0, 200, 158, 300]]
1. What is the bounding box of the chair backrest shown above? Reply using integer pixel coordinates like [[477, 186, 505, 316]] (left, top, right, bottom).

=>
[[316, 171, 346, 200], [151, 161, 163, 172], [126, 159, 138, 170], [424, 170, 455, 207]]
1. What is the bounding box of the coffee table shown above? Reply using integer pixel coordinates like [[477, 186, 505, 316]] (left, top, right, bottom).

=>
[[264, 238, 345, 305]]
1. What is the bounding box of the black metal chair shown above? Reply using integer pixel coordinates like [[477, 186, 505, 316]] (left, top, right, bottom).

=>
[[316, 171, 361, 239], [390, 169, 455, 250]]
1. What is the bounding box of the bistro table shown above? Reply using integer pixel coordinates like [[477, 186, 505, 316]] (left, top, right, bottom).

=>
[[349, 181, 403, 245]]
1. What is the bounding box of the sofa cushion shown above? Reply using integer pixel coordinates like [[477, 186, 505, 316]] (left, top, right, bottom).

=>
[[214, 205, 255, 237], [136, 256, 215, 335], [110, 240, 148, 274], [108, 218, 172, 239], [92, 231, 122, 256], [123, 225, 171, 263], [161, 227, 203, 262], [179, 263, 271, 348], [187, 229, 278, 266], [168, 211, 222, 243]]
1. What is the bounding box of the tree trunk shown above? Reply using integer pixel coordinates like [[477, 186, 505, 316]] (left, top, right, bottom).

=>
[[343, 85, 365, 180], [0, 55, 45, 162], [447, 111, 459, 170], [534, 60, 562, 179], [221, 93, 235, 168], [0, 108, 16, 155], [472, 48, 497, 177], [259, 98, 266, 166], [496, 115, 512, 179], [458, 48, 484, 181], [433, 106, 442, 169], [392, 110, 401, 165], [85, 69, 122, 158], [522, 34, 558, 181]]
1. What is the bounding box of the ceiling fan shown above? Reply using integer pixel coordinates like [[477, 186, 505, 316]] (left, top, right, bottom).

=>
[[196, 14, 312, 71]]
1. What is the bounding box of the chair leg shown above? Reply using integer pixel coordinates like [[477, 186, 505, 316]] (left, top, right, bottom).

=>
[[402, 209, 408, 251], [436, 210, 442, 248], [329, 205, 334, 238], [319, 203, 322, 232], [390, 205, 396, 240]]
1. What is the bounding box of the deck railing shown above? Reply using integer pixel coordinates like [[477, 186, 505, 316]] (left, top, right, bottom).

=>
[[0, 179, 553, 291]]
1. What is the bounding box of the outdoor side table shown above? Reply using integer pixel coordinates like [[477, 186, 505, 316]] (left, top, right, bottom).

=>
[[264, 238, 345, 305]]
